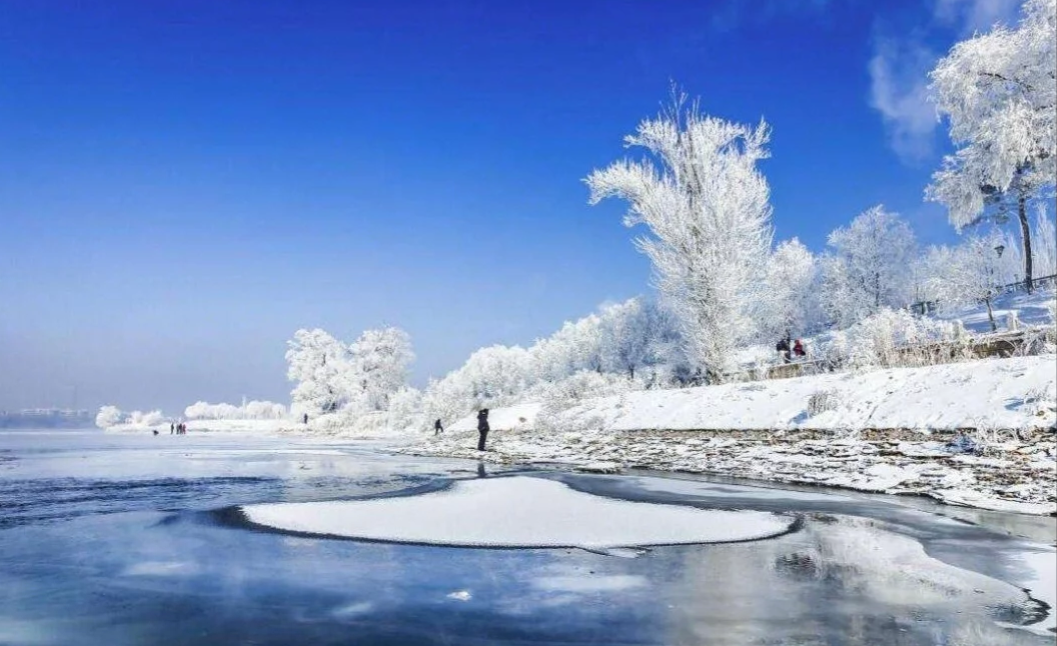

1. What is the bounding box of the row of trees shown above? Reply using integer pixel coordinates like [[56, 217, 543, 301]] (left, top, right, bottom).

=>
[[286, 0, 1054, 433], [926, 0, 1055, 293], [285, 327, 414, 417], [582, 0, 1054, 378]]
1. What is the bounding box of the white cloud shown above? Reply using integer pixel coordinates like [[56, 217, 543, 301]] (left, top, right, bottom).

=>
[[867, 36, 940, 164], [933, 0, 1022, 34]]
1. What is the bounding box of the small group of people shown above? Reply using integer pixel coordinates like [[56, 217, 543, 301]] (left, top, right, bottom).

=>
[[775, 333, 807, 364], [170, 422, 187, 435], [431, 407, 491, 451]]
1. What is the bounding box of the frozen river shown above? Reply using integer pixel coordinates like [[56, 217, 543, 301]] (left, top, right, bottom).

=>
[[1, 430, 1054, 645]]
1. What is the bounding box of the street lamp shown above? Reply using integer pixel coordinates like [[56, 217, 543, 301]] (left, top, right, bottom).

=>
[[994, 244, 1005, 258]]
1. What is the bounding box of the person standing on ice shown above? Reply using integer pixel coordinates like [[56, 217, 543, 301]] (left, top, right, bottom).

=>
[[476, 409, 490, 451], [170, 422, 175, 435], [434, 418, 444, 435]]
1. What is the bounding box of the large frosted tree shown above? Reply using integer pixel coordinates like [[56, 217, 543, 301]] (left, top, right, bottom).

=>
[[586, 95, 773, 381], [285, 328, 355, 416], [926, 0, 1056, 293], [348, 326, 415, 412], [820, 206, 917, 327]]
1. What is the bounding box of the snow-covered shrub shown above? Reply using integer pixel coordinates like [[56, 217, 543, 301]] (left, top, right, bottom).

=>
[[243, 400, 287, 419], [388, 387, 425, 434], [532, 371, 639, 433], [95, 405, 125, 429], [184, 400, 287, 420], [807, 390, 842, 416], [127, 410, 165, 427], [1006, 311, 1020, 332], [818, 308, 968, 369]]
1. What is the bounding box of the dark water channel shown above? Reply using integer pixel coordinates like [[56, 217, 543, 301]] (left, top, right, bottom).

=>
[[0, 431, 1053, 646]]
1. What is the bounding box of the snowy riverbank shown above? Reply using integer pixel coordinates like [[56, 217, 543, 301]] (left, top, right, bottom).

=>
[[403, 356, 1057, 515]]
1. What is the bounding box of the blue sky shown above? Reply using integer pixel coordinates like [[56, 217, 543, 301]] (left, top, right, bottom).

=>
[[0, 0, 1026, 412]]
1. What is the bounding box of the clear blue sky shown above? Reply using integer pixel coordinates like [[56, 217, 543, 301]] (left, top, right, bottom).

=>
[[0, 0, 1023, 412]]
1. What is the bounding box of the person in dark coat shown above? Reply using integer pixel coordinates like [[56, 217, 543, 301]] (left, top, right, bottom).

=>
[[303, 413, 309, 425], [170, 422, 175, 435], [776, 338, 791, 363], [434, 418, 444, 435], [476, 409, 490, 451]]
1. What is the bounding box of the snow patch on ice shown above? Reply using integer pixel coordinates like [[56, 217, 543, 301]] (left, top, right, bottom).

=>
[[241, 476, 795, 549]]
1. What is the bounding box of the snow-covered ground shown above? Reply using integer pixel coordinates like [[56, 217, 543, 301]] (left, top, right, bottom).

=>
[[448, 355, 1056, 434], [242, 476, 795, 548], [409, 356, 1057, 515], [107, 418, 293, 435], [937, 286, 1056, 334]]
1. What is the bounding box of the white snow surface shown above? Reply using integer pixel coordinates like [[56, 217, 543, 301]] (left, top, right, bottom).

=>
[[936, 284, 1056, 334], [450, 356, 1056, 433], [1007, 546, 1057, 636], [241, 476, 795, 549]]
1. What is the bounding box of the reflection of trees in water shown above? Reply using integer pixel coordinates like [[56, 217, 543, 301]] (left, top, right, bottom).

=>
[[662, 514, 1043, 645]]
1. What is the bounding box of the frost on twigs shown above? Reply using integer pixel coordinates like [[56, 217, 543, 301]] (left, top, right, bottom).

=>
[[807, 390, 842, 417], [586, 90, 773, 381]]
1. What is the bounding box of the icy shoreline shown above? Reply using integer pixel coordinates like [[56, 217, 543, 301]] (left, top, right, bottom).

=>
[[401, 427, 1057, 515], [103, 356, 1057, 515], [403, 356, 1057, 516]]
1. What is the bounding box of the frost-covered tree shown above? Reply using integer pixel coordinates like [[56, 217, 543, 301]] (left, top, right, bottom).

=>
[[586, 93, 773, 381], [757, 238, 820, 340], [348, 327, 415, 412], [531, 315, 604, 380], [285, 328, 355, 416], [820, 206, 917, 327], [127, 410, 166, 426], [95, 405, 125, 429], [184, 400, 287, 420], [387, 387, 425, 433], [926, 0, 1057, 293], [423, 344, 534, 425], [597, 298, 675, 379], [920, 234, 1008, 330]]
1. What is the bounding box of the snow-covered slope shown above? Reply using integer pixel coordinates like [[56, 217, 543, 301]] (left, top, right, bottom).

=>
[[451, 355, 1056, 434]]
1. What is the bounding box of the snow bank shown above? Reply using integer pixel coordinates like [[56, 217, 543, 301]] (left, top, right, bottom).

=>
[[241, 476, 795, 548], [449, 356, 1056, 433]]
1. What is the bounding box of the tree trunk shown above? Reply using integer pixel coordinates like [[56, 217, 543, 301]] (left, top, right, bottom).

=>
[[985, 296, 996, 332], [1018, 193, 1033, 294]]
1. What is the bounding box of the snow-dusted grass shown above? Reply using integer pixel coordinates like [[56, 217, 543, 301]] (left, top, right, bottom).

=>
[[241, 476, 795, 549]]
